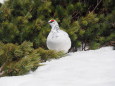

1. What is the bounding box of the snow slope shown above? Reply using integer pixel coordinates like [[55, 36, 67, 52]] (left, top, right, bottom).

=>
[[0, 47, 115, 86]]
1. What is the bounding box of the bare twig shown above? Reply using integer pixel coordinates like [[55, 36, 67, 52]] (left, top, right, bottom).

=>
[[0, 71, 5, 76], [0, 63, 6, 72], [0, 62, 7, 76], [92, 0, 103, 12], [72, 11, 79, 20]]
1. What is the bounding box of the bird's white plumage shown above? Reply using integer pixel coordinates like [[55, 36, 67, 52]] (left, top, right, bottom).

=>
[[47, 20, 71, 53]]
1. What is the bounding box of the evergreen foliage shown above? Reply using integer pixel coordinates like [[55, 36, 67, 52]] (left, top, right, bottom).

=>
[[0, 0, 115, 76], [0, 41, 64, 76], [0, 0, 114, 50]]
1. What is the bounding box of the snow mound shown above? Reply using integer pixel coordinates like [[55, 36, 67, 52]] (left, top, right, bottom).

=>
[[0, 47, 115, 86]]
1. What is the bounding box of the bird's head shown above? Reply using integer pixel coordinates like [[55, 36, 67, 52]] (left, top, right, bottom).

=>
[[48, 19, 59, 28]]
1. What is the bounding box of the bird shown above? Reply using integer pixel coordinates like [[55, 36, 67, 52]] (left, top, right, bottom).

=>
[[46, 19, 71, 53]]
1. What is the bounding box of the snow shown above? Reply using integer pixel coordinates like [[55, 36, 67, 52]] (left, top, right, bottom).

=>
[[0, 47, 115, 86], [0, 0, 4, 3]]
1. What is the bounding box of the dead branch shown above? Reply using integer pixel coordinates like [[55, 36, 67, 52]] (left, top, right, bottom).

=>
[[0, 62, 7, 77], [0, 62, 6, 72], [0, 71, 5, 76], [92, 0, 103, 12]]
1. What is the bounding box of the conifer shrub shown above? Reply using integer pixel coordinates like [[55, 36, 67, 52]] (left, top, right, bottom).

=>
[[0, 41, 64, 76], [0, 0, 114, 51], [89, 42, 100, 50], [35, 48, 64, 62]]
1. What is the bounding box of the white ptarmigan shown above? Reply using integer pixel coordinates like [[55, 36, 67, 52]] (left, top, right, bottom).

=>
[[46, 20, 71, 53]]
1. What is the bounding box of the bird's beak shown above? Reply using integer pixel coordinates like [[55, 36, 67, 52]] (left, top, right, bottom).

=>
[[48, 21, 51, 23]]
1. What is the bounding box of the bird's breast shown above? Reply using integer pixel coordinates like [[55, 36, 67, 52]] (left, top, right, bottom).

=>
[[46, 30, 71, 53]]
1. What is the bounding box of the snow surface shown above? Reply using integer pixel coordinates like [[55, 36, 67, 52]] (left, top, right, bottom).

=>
[[0, 0, 4, 3], [0, 47, 115, 86]]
